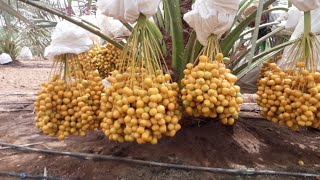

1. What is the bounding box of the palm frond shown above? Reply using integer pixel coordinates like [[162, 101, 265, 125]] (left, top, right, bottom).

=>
[[0, 0, 33, 26]]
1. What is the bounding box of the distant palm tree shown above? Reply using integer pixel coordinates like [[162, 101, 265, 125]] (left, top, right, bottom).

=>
[[0, 0, 62, 59]]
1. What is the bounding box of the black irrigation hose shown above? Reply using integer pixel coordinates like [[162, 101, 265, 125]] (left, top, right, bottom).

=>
[[0, 142, 319, 178], [0, 102, 33, 105], [0, 172, 65, 180]]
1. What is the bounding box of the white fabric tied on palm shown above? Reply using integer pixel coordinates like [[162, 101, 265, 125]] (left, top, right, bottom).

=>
[[278, 8, 320, 69], [289, 0, 320, 12], [0, 53, 13, 64], [96, 10, 131, 40], [18, 47, 33, 60], [183, 0, 240, 45], [79, 15, 101, 44], [44, 20, 93, 59], [96, 0, 161, 24], [285, 6, 303, 32], [271, 6, 302, 35]]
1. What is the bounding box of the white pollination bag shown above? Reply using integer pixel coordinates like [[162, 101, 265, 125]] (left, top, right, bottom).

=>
[[183, 0, 240, 45], [271, 6, 302, 36], [291, 9, 320, 40], [278, 8, 320, 69], [285, 7, 303, 32], [289, 0, 320, 12], [80, 15, 101, 43], [44, 20, 94, 59], [17, 46, 33, 60], [96, 0, 161, 24], [96, 10, 131, 40], [0, 53, 13, 64], [269, 0, 288, 22]]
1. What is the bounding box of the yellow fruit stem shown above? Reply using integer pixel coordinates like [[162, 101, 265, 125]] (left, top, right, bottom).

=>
[[119, 14, 169, 88], [203, 34, 220, 61]]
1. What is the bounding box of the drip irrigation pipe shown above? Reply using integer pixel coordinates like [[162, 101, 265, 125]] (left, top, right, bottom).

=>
[[0, 172, 65, 180], [0, 142, 319, 178], [0, 102, 33, 105]]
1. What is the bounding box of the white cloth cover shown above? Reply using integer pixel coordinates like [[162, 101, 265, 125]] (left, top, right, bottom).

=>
[[44, 20, 93, 59], [17, 46, 33, 60], [79, 15, 101, 43], [278, 8, 320, 69], [96, 0, 161, 24], [271, 7, 302, 36], [183, 0, 240, 45], [96, 10, 131, 40], [290, 8, 320, 40], [269, 10, 284, 23], [285, 7, 303, 32], [0, 53, 13, 64], [269, 0, 288, 23], [289, 0, 320, 12], [273, 12, 287, 29]]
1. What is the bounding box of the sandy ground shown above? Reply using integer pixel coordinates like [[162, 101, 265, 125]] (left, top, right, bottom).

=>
[[0, 60, 319, 180]]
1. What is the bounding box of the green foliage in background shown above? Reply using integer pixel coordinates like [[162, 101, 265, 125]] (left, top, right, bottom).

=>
[[0, 30, 22, 59]]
